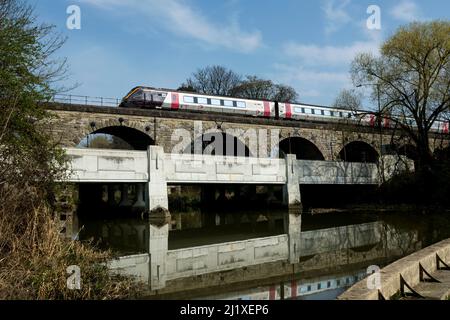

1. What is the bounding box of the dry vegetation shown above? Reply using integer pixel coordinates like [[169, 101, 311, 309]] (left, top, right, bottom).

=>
[[0, 0, 143, 299]]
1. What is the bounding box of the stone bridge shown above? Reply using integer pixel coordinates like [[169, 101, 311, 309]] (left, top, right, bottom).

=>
[[43, 103, 450, 164]]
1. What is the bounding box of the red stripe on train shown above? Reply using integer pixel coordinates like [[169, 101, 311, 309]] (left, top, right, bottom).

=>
[[269, 286, 276, 300], [291, 280, 297, 298], [444, 122, 449, 134], [285, 103, 292, 119], [263, 101, 271, 117], [171, 93, 179, 110]]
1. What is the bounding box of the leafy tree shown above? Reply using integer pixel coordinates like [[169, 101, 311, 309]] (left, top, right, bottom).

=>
[[0, 0, 68, 193], [0, 0, 138, 299], [350, 21, 450, 172]]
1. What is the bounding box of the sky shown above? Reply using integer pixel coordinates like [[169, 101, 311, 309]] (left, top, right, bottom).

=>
[[31, 0, 450, 107]]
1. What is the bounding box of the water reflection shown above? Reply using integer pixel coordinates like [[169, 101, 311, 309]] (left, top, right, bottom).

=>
[[77, 207, 450, 300]]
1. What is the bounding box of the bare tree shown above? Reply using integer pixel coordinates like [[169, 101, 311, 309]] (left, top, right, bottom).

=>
[[182, 65, 242, 96], [231, 76, 298, 102], [332, 89, 363, 111]]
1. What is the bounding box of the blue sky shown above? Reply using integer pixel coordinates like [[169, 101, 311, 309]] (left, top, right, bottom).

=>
[[32, 0, 450, 106]]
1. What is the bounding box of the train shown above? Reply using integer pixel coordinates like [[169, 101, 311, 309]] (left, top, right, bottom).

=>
[[119, 86, 450, 134]]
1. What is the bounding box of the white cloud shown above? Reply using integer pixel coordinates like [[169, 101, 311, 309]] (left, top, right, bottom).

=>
[[81, 0, 262, 53], [322, 0, 352, 35], [283, 40, 380, 66], [390, 0, 422, 22]]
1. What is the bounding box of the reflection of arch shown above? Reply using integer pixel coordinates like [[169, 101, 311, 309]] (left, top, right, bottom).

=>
[[187, 132, 252, 157], [80, 126, 154, 150], [279, 137, 325, 160], [339, 141, 379, 163]]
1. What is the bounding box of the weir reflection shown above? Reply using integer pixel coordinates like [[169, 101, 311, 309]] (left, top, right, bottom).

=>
[[77, 207, 450, 300]]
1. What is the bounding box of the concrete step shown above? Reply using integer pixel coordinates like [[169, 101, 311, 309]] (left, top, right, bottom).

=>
[[414, 270, 450, 300]]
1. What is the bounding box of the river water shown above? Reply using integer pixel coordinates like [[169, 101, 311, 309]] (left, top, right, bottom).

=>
[[78, 207, 450, 300]]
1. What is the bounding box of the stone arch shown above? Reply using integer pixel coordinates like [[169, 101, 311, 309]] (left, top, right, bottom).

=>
[[186, 131, 252, 157], [279, 137, 325, 160], [78, 123, 155, 150], [338, 141, 379, 163]]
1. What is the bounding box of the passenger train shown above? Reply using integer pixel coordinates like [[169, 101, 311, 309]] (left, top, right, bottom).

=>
[[120, 86, 449, 134]]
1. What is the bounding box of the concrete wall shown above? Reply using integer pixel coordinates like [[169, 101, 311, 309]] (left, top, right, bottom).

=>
[[65, 147, 379, 185], [165, 153, 286, 184], [67, 148, 148, 182], [165, 235, 289, 281], [107, 253, 150, 284], [297, 160, 379, 185]]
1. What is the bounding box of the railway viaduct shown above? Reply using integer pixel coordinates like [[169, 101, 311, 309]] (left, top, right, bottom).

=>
[[43, 102, 448, 161], [42, 101, 449, 293]]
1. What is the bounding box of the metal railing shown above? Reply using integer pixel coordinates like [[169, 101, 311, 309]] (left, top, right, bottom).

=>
[[51, 94, 121, 107]]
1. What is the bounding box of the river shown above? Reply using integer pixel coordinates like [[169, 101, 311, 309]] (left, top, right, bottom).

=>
[[77, 204, 450, 300]]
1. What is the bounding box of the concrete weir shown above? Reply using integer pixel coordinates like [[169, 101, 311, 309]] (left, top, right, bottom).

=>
[[338, 238, 450, 300], [64, 145, 379, 291]]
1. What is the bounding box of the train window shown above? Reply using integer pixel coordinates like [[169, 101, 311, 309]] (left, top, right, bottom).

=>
[[307, 285, 311, 292], [184, 96, 194, 103], [197, 97, 208, 104], [131, 90, 144, 100], [211, 99, 221, 106], [337, 280, 341, 286], [193, 97, 198, 103], [317, 283, 321, 290], [339, 112, 343, 117], [311, 109, 315, 115], [224, 100, 234, 107], [330, 111, 334, 116], [233, 101, 237, 107], [321, 110, 325, 116], [236, 101, 246, 108], [207, 98, 211, 104], [220, 100, 225, 106], [294, 107, 302, 113], [327, 281, 331, 288]]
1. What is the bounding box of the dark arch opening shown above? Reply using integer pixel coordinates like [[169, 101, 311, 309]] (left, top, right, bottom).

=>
[[78, 126, 154, 150], [338, 141, 379, 163], [397, 144, 419, 161], [279, 137, 325, 160], [186, 132, 252, 157]]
